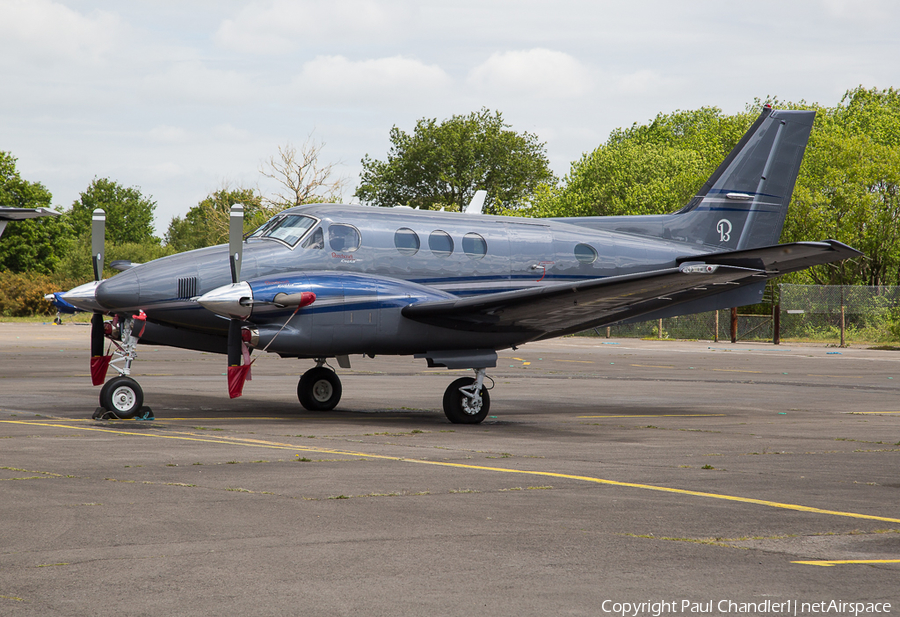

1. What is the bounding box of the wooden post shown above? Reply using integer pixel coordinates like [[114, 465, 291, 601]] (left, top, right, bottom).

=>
[[773, 303, 780, 345], [714, 310, 719, 343], [606, 326, 610, 339], [840, 304, 846, 348], [658, 318, 663, 339], [840, 285, 846, 348], [730, 307, 738, 344]]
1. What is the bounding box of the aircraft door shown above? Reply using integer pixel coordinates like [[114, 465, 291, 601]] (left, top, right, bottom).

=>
[[506, 222, 554, 285]]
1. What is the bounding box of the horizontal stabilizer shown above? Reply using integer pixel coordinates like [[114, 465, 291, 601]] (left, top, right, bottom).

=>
[[678, 240, 861, 274]]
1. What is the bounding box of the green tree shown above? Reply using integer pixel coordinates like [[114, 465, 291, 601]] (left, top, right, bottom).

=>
[[165, 187, 267, 252], [355, 108, 555, 214], [0, 151, 74, 274], [532, 106, 757, 218], [69, 177, 158, 245], [783, 88, 900, 285]]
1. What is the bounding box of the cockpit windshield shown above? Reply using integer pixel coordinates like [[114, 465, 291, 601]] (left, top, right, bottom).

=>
[[247, 214, 317, 247]]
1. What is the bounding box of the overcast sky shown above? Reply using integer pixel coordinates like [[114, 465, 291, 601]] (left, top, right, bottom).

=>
[[2, 0, 898, 234]]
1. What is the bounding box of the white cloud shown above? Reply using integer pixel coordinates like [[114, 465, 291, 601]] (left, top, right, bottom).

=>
[[612, 69, 679, 96], [212, 124, 255, 143], [140, 61, 258, 106], [293, 55, 453, 103], [820, 0, 892, 22], [215, 0, 400, 54], [0, 0, 122, 65], [148, 125, 189, 144], [467, 49, 592, 99]]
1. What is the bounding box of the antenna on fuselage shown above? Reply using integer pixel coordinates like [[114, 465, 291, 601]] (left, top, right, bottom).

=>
[[464, 190, 487, 215]]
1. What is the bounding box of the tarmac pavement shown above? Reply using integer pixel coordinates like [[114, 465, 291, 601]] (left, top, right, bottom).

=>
[[1, 322, 899, 616]]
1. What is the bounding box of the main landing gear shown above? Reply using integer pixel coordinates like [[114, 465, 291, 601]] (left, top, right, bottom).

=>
[[295, 361, 492, 424], [297, 359, 342, 411], [442, 368, 491, 424]]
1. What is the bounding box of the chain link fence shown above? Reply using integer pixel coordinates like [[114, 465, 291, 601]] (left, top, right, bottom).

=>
[[581, 284, 900, 345], [590, 311, 773, 342], [777, 284, 900, 345]]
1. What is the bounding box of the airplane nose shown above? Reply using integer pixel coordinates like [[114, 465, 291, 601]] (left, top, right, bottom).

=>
[[60, 280, 104, 312], [95, 268, 141, 310]]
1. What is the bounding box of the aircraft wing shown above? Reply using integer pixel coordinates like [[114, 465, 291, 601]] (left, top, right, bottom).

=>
[[401, 240, 860, 339]]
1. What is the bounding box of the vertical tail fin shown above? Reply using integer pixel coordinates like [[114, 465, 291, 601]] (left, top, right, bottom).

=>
[[555, 107, 815, 251], [668, 107, 815, 249]]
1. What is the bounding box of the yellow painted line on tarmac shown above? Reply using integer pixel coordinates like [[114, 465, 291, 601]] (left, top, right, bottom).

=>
[[4, 419, 900, 525], [578, 414, 726, 419], [555, 359, 594, 364], [630, 364, 675, 369], [712, 369, 764, 374], [792, 559, 900, 567]]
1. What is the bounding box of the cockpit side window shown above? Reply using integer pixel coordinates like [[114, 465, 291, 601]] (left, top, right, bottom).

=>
[[328, 224, 361, 252], [247, 214, 317, 247], [301, 227, 324, 249]]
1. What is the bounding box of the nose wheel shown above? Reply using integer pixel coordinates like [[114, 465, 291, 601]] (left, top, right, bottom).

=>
[[297, 366, 342, 411], [94, 376, 150, 419]]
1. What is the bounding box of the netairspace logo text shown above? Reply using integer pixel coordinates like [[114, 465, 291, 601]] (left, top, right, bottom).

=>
[[600, 599, 892, 617]]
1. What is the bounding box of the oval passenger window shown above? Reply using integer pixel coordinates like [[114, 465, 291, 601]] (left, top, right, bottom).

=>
[[394, 228, 420, 255], [329, 224, 361, 252], [462, 233, 487, 260], [429, 230, 454, 257], [574, 243, 597, 264]]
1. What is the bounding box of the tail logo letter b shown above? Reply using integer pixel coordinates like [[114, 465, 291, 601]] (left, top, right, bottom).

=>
[[716, 219, 732, 243]]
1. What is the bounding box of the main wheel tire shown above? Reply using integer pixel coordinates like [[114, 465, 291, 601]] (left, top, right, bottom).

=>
[[99, 376, 144, 419], [297, 367, 342, 411], [442, 377, 490, 424]]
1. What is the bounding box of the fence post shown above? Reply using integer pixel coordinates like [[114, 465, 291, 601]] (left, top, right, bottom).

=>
[[714, 310, 719, 343], [840, 285, 846, 347], [773, 303, 780, 345], [730, 307, 738, 344], [658, 318, 663, 339]]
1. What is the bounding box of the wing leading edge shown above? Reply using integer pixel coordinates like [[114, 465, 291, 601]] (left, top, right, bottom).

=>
[[401, 240, 861, 339]]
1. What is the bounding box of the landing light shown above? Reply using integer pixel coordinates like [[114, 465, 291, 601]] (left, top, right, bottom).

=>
[[680, 264, 718, 274]]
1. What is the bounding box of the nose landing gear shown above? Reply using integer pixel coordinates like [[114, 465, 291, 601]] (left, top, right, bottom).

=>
[[92, 316, 154, 420]]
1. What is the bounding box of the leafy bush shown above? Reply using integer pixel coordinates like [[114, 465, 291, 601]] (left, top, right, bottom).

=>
[[0, 271, 82, 316]]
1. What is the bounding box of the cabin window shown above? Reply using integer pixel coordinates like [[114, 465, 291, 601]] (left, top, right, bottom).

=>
[[394, 228, 420, 255], [301, 227, 324, 249], [429, 230, 454, 257], [462, 232, 487, 260], [575, 243, 597, 264], [247, 214, 317, 247], [329, 224, 361, 252]]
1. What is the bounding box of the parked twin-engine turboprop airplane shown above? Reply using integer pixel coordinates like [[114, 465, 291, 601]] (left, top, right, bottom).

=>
[[63, 107, 860, 423]]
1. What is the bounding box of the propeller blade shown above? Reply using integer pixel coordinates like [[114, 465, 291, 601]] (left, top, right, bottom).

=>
[[226, 318, 251, 398], [89, 209, 111, 385], [229, 204, 243, 284], [90, 312, 110, 386], [226, 206, 249, 398], [91, 209, 105, 282]]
